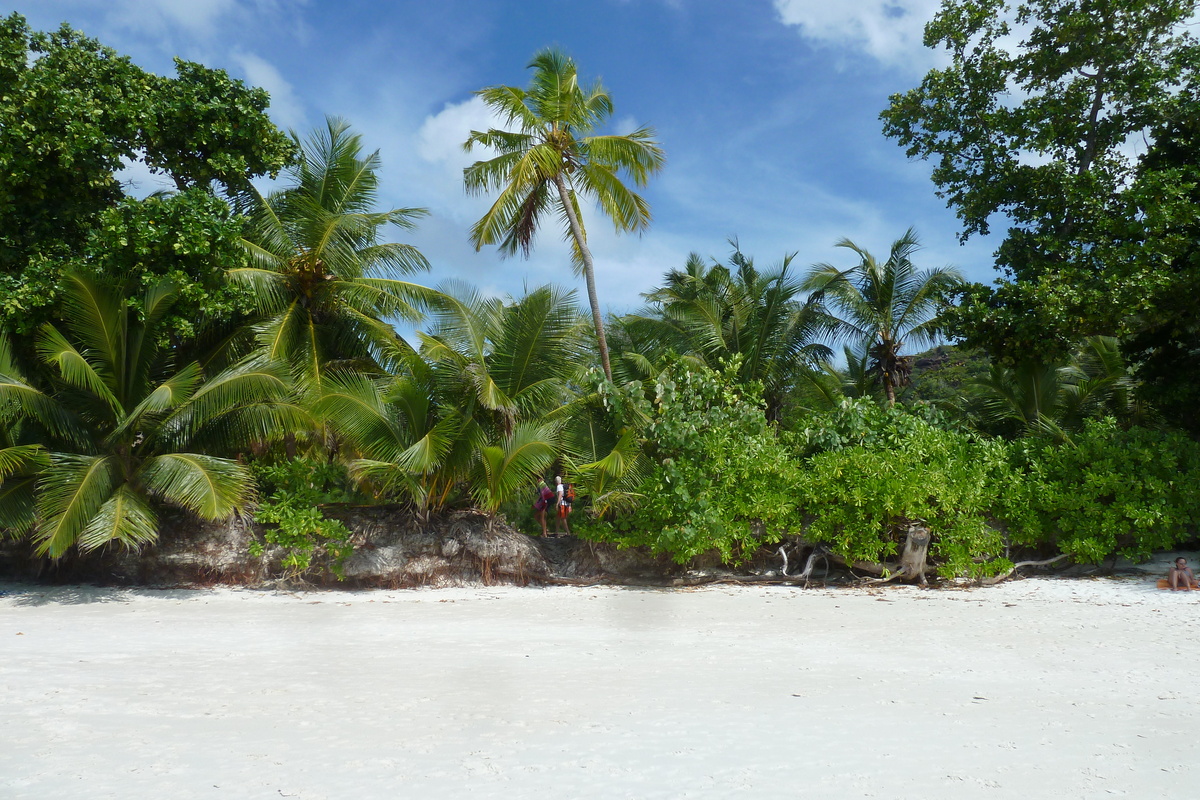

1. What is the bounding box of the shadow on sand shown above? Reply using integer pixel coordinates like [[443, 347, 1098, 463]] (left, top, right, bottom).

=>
[[2, 584, 200, 607]]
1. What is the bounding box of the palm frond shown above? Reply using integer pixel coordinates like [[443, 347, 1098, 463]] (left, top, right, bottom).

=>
[[76, 484, 159, 551], [0, 477, 38, 535], [138, 452, 254, 519], [34, 454, 119, 557], [472, 422, 556, 512], [35, 324, 122, 416]]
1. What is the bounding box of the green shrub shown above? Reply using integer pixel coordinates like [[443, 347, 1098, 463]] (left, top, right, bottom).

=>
[[249, 458, 358, 578], [797, 420, 1014, 578], [601, 360, 802, 563], [1001, 420, 1200, 563], [788, 397, 962, 458]]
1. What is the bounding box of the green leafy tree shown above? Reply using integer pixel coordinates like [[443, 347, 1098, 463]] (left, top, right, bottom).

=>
[[881, 0, 1200, 361], [1120, 110, 1200, 433], [231, 117, 435, 388], [1002, 420, 1200, 563], [0, 275, 298, 556], [798, 419, 1014, 580], [902, 345, 992, 407], [463, 47, 666, 381], [802, 229, 963, 406], [0, 14, 293, 332]]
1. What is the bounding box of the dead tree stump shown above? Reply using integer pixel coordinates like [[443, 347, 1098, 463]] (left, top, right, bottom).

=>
[[898, 520, 932, 585]]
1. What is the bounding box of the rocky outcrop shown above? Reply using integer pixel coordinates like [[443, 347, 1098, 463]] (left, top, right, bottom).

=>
[[0, 506, 701, 588]]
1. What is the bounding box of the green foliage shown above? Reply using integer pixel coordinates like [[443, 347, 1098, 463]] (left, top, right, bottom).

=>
[[903, 345, 992, 407], [319, 285, 584, 514], [788, 397, 961, 458], [83, 191, 253, 342], [231, 117, 433, 389], [0, 14, 292, 332], [797, 419, 1013, 578], [963, 336, 1146, 440], [791, 402, 1200, 573], [601, 359, 802, 563], [621, 245, 834, 421], [802, 229, 963, 406], [0, 275, 299, 556], [557, 366, 654, 519], [1001, 420, 1200, 563], [249, 458, 356, 578], [882, 0, 1200, 362], [464, 46, 666, 379]]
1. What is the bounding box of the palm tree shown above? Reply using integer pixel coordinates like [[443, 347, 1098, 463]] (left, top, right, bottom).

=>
[[0, 335, 48, 537], [230, 117, 435, 388], [789, 344, 880, 414], [317, 284, 587, 514], [965, 336, 1144, 439], [463, 47, 666, 381], [628, 244, 834, 421], [0, 274, 298, 556], [802, 229, 963, 406]]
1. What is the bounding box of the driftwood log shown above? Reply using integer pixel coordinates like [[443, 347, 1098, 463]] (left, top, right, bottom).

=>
[[979, 554, 1069, 585]]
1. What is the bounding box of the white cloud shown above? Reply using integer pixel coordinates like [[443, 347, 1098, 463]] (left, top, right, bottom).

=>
[[232, 52, 306, 130], [35, 0, 306, 43], [412, 96, 510, 223], [772, 0, 943, 69], [417, 96, 500, 166], [107, 0, 240, 38], [115, 154, 178, 198], [614, 115, 639, 136]]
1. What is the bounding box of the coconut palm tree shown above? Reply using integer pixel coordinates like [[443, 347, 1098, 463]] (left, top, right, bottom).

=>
[[965, 336, 1144, 439], [802, 229, 963, 406], [626, 245, 834, 421], [230, 117, 435, 389], [463, 47, 666, 381], [0, 335, 48, 537], [317, 284, 587, 514], [0, 274, 299, 556]]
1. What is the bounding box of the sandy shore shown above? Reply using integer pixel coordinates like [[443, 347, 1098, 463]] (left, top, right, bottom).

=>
[[2, 572, 1198, 799]]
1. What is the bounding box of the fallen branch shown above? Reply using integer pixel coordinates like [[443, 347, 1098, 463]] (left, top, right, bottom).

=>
[[979, 554, 1069, 586]]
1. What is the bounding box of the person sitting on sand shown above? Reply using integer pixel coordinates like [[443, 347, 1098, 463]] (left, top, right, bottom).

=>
[[1168, 557, 1198, 591]]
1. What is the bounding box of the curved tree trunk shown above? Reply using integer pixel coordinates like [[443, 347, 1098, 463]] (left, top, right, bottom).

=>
[[553, 173, 613, 382]]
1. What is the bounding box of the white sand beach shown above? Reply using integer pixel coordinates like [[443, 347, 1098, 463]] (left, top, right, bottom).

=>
[[2, 573, 1198, 799]]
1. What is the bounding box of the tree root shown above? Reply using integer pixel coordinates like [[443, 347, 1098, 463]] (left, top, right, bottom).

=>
[[979, 554, 1069, 585], [779, 543, 831, 586]]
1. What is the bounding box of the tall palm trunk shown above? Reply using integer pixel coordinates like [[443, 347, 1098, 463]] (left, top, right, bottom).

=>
[[554, 173, 612, 381]]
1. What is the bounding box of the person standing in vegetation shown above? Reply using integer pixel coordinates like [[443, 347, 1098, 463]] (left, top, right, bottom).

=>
[[555, 475, 572, 537], [534, 480, 554, 537]]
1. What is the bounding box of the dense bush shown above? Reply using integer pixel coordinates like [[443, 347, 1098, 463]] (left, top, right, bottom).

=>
[[791, 402, 1200, 574], [600, 361, 802, 563], [788, 397, 962, 458], [793, 402, 1013, 578], [1002, 420, 1200, 563]]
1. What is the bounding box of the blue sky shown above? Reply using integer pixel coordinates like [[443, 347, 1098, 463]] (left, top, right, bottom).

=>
[[15, 0, 999, 316]]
